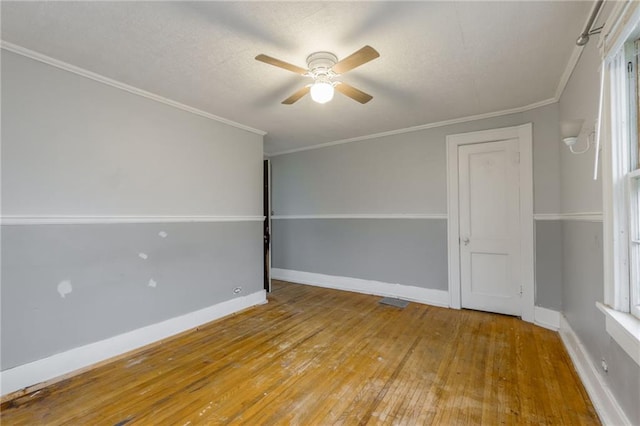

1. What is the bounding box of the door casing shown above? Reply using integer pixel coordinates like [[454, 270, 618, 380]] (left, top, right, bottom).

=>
[[446, 123, 534, 323]]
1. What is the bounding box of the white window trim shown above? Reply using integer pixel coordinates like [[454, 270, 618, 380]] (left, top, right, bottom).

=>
[[603, 50, 631, 311], [628, 169, 640, 318], [600, 2, 640, 367], [597, 302, 640, 366]]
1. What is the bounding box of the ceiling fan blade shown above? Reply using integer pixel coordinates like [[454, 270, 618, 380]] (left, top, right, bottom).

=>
[[332, 46, 380, 74], [255, 54, 308, 75], [335, 82, 373, 104], [282, 86, 311, 104]]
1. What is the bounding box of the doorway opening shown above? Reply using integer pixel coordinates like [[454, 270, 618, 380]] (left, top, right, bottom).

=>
[[263, 159, 271, 293]]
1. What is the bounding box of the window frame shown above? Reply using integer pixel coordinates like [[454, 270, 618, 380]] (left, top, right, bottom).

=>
[[604, 47, 632, 313], [630, 40, 640, 318], [598, 2, 640, 368], [628, 169, 640, 318]]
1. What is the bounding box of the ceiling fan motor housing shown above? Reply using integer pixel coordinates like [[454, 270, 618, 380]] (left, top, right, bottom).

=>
[[306, 52, 338, 76], [255, 45, 378, 104]]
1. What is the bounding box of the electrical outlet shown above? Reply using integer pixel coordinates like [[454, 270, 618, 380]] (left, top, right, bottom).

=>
[[601, 358, 608, 373], [233, 287, 242, 294]]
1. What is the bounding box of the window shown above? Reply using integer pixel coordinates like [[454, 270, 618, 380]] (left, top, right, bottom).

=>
[[603, 43, 635, 316], [627, 41, 640, 318], [598, 3, 640, 367]]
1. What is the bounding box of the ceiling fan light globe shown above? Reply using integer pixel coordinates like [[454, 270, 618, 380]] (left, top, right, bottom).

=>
[[310, 82, 334, 104]]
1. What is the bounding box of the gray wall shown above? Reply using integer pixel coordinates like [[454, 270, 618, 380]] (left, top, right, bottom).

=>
[[2, 51, 262, 217], [272, 219, 447, 290], [1, 222, 262, 370], [271, 102, 562, 306], [1, 51, 263, 370], [272, 103, 561, 216], [535, 221, 563, 311], [272, 217, 562, 306], [558, 37, 603, 214], [562, 222, 639, 422], [557, 14, 639, 424]]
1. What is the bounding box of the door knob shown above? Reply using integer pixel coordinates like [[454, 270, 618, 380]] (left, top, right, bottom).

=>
[[462, 237, 470, 246]]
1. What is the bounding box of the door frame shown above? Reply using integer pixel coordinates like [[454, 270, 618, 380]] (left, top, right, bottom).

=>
[[263, 159, 272, 292], [446, 123, 534, 322]]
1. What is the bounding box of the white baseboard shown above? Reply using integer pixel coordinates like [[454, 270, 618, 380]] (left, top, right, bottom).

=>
[[0, 290, 267, 397], [559, 315, 632, 426], [534, 306, 560, 331], [271, 268, 449, 308]]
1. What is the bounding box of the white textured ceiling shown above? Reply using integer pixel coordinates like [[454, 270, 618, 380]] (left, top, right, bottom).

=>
[[2, 1, 592, 154]]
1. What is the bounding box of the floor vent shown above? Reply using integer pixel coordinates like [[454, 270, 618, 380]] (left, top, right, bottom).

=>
[[379, 297, 409, 309]]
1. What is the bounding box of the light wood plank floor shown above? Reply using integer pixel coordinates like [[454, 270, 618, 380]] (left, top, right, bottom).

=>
[[1, 281, 599, 425]]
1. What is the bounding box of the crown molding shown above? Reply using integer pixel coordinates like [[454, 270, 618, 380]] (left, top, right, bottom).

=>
[[265, 97, 557, 157], [554, 45, 585, 101], [0, 41, 267, 137]]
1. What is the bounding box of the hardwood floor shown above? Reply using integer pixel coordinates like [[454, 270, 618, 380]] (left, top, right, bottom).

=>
[[1, 281, 599, 425]]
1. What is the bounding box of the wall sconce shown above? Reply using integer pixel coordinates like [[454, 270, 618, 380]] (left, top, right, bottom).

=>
[[561, 119, 592, 154]]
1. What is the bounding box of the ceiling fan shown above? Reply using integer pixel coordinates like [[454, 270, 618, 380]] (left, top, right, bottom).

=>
[[255, 46, 380, 105]]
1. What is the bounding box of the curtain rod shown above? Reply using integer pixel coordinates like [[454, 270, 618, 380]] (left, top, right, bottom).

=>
[[577, 0, 605, 46]]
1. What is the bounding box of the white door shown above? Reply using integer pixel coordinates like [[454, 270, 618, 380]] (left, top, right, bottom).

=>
[[458, 139, 521, 316]]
